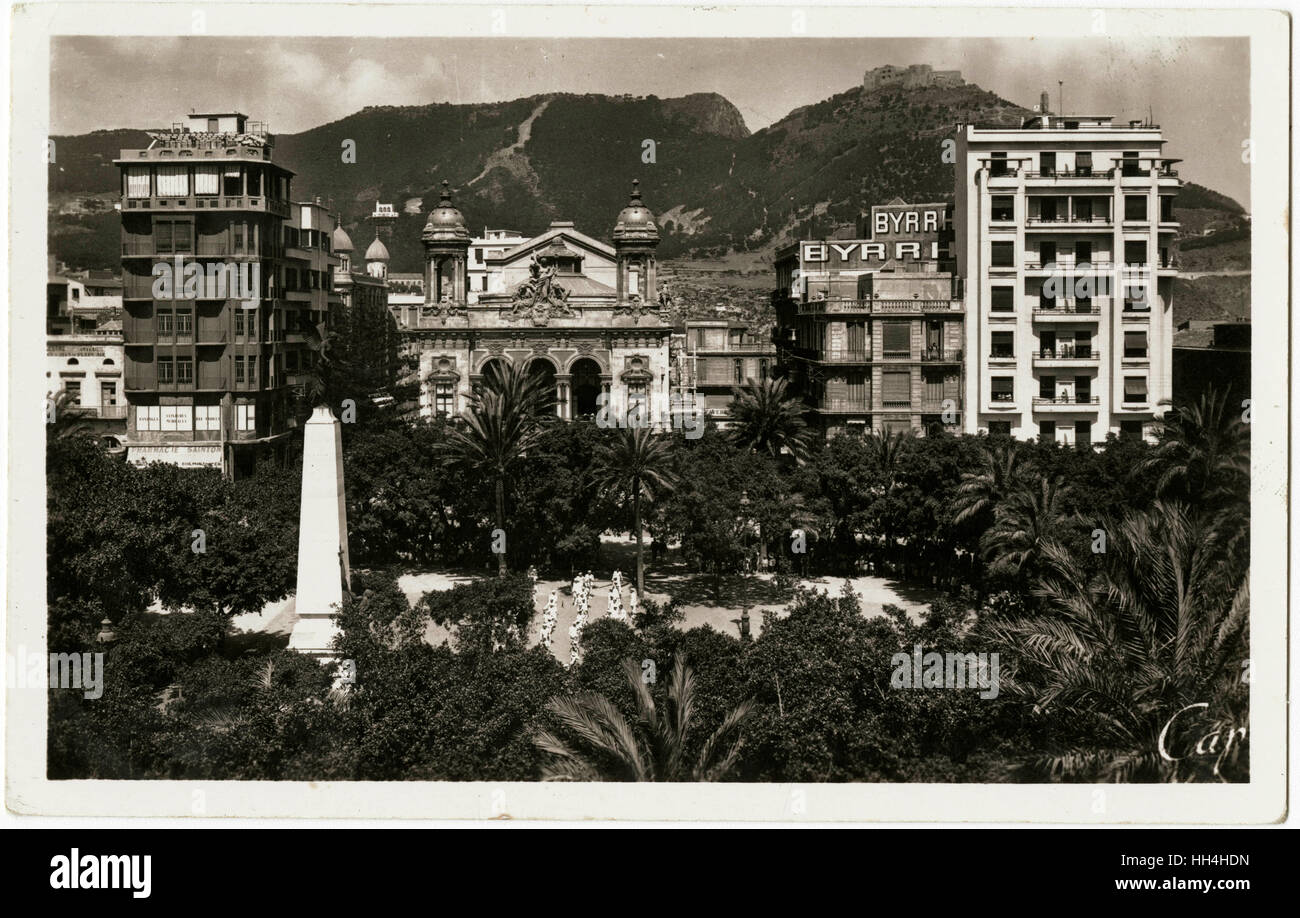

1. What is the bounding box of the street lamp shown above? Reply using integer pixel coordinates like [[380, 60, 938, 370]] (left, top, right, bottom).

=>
[[735, 491, 753, 642]]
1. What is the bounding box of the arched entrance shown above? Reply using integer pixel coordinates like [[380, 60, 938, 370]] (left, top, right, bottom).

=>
[[571, 358, 602, 418], [525, 357, 558, 416], [478, 357, 509, 392]]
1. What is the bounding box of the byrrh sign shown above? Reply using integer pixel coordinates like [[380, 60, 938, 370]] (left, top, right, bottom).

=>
[[802, 239, 946, 264], [799, 202, 950, 267]]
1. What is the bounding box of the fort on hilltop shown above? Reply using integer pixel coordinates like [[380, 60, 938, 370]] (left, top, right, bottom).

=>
[[863, 64, 964, 91]]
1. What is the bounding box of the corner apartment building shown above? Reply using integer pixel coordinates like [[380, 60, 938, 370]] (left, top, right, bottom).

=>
[[954, 106, 1179, 444], [116, 112, 340, 477], [47, 269, 127, 449], [670, 320, 776, 427], [772, 200, 963, 437]]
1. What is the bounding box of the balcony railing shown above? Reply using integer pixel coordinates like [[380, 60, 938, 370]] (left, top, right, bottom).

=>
[[64, 405, 129, 419], [1025, 215, 1112, 226], [1023, 260, 1116, 272], [1023, 168, 1116, 180], [797, 298, 873, 315], [921, 398, 961, 413], [873, 299, 964, 313], [920, 348, 963, 362], [1033, 395, 1100, 407], [1035, 346, 1095, 359], [815, 351, 871, 364], [1034, 302, 1102, 316], [815, 401, 871, 414]]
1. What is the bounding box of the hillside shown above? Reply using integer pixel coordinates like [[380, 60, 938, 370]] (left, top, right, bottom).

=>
[[47, 80, 1249, 287]]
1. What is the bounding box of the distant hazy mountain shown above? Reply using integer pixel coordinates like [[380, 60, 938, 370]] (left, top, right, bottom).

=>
[[47, 81, 1248, 275]]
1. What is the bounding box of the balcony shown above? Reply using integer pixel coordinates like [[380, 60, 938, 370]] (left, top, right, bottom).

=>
[[872, 299, 964, 314], [1034, 302, 1102, 320], [814, 401, 871, 414], [920, 348, 963, 363], [1033, 346, 1098, 367], [1024, 168, 1117, 183], [1025, 215, 1113, 230], [921, 397, 961, 413], [797, 298, 872, 315], [65, 405, 129, 420], [1024, 260, 1115, 274], [1033, 395, 1100, 411], [120, 195, 289, 218], [813, 350, 871, 364]]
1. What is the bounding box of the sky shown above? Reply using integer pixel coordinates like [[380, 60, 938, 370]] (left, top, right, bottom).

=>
[[51, 36, 1250, 208]]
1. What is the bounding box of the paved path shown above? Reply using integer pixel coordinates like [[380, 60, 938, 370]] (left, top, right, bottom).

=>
[[229, 537, 947, 662]]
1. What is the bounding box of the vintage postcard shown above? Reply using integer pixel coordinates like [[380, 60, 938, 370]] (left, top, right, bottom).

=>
[[5, 2, 1289, 823]]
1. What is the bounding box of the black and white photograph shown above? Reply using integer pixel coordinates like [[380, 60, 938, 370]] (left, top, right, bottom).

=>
[[5, 2, 1289, 829]]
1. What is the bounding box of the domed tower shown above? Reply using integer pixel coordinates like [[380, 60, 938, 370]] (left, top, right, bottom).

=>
[[364, 234, 390, 281], [422, 180, 471, 306], [612, 179, 660, 304], [332, 221, 354, 274]]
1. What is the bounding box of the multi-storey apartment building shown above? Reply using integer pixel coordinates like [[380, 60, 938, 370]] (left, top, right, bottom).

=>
[[47, 267, 127, 450], [116, 112, 339, 477], [669, 320, 776, 427], [954, 106, 1179, 444], [772, 200, 963, 437], [468, 228, 528, 301]]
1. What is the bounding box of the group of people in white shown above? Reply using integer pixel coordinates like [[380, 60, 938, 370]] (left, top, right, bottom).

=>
[[532, 568, 642, 668]]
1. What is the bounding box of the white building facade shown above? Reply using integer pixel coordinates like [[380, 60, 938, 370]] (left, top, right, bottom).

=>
[[954, 112, 1179, 444]]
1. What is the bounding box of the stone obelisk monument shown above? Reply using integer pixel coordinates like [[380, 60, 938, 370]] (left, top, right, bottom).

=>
[[288, 405, 351, 660]]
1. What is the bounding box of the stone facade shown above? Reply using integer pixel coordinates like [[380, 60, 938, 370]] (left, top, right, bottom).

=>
[[396, 181, 673, 425]]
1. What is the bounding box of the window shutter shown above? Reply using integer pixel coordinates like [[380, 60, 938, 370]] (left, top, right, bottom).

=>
[[883, 370, 910, 403], [194, 165, 219, 195], [156, 165, 189, 196], [126, 167, 151, 198], [1124, 377, 1147, 397], [882, 322, 910, 354]]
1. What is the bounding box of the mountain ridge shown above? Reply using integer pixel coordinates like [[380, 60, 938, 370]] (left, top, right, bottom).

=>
[[47, 82, 1247, 274]]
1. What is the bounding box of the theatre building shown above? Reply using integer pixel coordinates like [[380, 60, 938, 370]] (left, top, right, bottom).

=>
[[954, 103, 1179, 443], [772, 200, 963, 436], [397, 181, 673, 424]]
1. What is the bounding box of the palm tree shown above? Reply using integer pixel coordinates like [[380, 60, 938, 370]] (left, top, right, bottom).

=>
[[979, 472, 1071, 579], [438, 361, 551, 575], [1139, 388, 1249, 511], [952, 439, 1025, 526], [592, 426, 679, 595], [863, 428, 915, 573], [532, 654, 757, 781], [45, 388, 97, 442], [729, 377, 811, 462], [988, 501, 1249, 782]]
